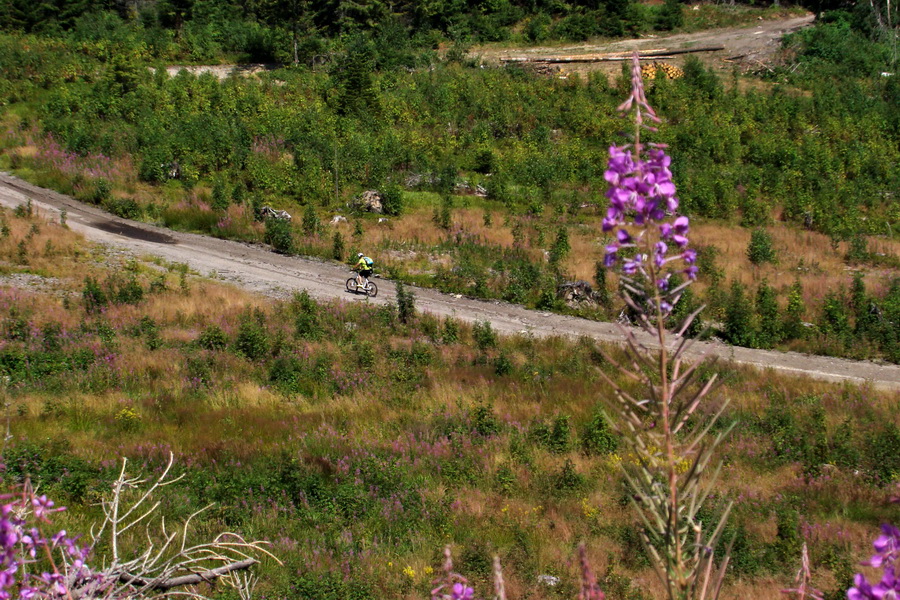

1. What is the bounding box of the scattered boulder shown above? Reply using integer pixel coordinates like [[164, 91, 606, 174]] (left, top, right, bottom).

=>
[[537, 574, 560, 587], [454, 181, 488, 197], [557, 280, 603, 308], [354, 190, 383, 213], [258, 206, 292, 221], [330, 215, 348, 225], [404, 173, 437, 188]]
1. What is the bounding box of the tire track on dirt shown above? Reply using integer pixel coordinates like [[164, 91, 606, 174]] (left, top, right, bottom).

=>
[[1, 172, 898, 391]]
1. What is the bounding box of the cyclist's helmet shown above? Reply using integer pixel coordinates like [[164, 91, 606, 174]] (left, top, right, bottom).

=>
[[357, 252, 364, 258]]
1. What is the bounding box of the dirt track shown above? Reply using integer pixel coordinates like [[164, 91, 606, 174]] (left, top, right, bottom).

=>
[[476, 14, 815, 77], [1, 172, 898, 391]]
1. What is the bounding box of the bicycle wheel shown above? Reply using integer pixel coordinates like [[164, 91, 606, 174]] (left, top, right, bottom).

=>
[[346, 278, 359, 293], [366, 282, 378, 298]]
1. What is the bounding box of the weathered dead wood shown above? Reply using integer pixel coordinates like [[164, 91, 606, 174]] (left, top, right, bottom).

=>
[[118, 559, 259, 591]]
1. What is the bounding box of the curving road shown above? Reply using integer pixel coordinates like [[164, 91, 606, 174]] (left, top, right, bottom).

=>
[[1, 172, 899, 392]]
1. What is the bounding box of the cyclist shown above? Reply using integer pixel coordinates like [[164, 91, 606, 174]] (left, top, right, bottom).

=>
[[353, 252, 374, 287]]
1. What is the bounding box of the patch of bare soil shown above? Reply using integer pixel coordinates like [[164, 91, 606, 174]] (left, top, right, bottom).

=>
[[475, 14, 814, 79]]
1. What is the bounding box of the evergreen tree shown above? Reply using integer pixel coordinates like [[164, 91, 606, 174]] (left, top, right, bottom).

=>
[[784, 280, 806, 339], [330, 32, 377, 115], [850, 271, 875, 335], [656, 0, 683, 31], [820, 288, 851, 341], [723, 280, 756, 347], [549, 226, 570, 266], [755, 279, 782, 349]]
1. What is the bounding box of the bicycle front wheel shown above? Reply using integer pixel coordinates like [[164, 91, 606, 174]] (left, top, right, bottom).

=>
[[346, 278, 358, 293], [366, 282, 378, 298]]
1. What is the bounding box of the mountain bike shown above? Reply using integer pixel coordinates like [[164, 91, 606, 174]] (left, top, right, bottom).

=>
[[346, 273, 378, 297]]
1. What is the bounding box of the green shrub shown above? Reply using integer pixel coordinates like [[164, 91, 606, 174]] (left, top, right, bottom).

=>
[[472, 404, 501, 437], [264, 217, 295, 254], [396, 281, 416, 324], [493, 352, 512, 376], [211, 178, 229, 211], [82, 277, 107, 313], [494, 464, 516, 495], [331, 231, 345, 261], [723, 280, 757, 347], [441, 318, 460, 344], [551, 458, 584, 494], [104, 197, 143, 220], [784, 280, 807, 339], [530, 415, 572, 454], [472, 320, 497, 350], [435, 195, 452, 230], [112, 275, 144, 305], [197, 325, 228, 350], [747, 229, 777, 265], [549, 226, 570, 266], [846, 234, 869, 263], [301, 204, 320, 236], [380, 182, 404, 217], [139, 316, 161, 350], [819, 289, 851, 340], [234, 311, 270, 361], [755, 280, 782, 348], [582, 411, 618, 456], [866, 424, 900, 484], [656, 0, 684, 31], [268, 355, 306, 394]]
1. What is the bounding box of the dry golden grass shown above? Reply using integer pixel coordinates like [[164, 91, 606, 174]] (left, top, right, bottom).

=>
[[12, 145, 38, 158], [136, 280, 269, 325], [0, 207, 84, 276], [370, 201, 899, 325]]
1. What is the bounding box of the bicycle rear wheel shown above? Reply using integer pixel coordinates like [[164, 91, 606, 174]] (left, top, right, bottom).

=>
[[366, 282, 378, 297]]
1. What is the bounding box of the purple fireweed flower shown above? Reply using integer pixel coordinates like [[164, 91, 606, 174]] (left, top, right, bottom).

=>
[[451, 583, 475, 600], [847, 525, 900, 599], [603, 52, 697, 306], [32, 495, 62, 520], [623, 255, 642, 276]]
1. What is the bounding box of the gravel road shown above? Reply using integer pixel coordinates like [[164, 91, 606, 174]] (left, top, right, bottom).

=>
[[1, 172, 898, 391]]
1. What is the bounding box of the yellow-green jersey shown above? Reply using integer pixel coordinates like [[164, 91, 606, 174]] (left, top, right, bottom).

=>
[[355, 256, 374, 273]]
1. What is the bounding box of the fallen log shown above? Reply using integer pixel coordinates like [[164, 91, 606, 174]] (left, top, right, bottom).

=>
[[500, 45, 725, 64], [639, 45, 725, 57]]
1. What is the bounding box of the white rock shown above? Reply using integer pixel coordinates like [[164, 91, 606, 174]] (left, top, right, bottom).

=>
[[537, 575, 560, 587]]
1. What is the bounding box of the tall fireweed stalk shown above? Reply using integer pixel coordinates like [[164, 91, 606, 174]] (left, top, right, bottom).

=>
[[599, 53, 734, 600]]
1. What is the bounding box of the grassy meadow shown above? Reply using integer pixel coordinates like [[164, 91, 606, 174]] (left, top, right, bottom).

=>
[[0, 205, 898, 598]]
